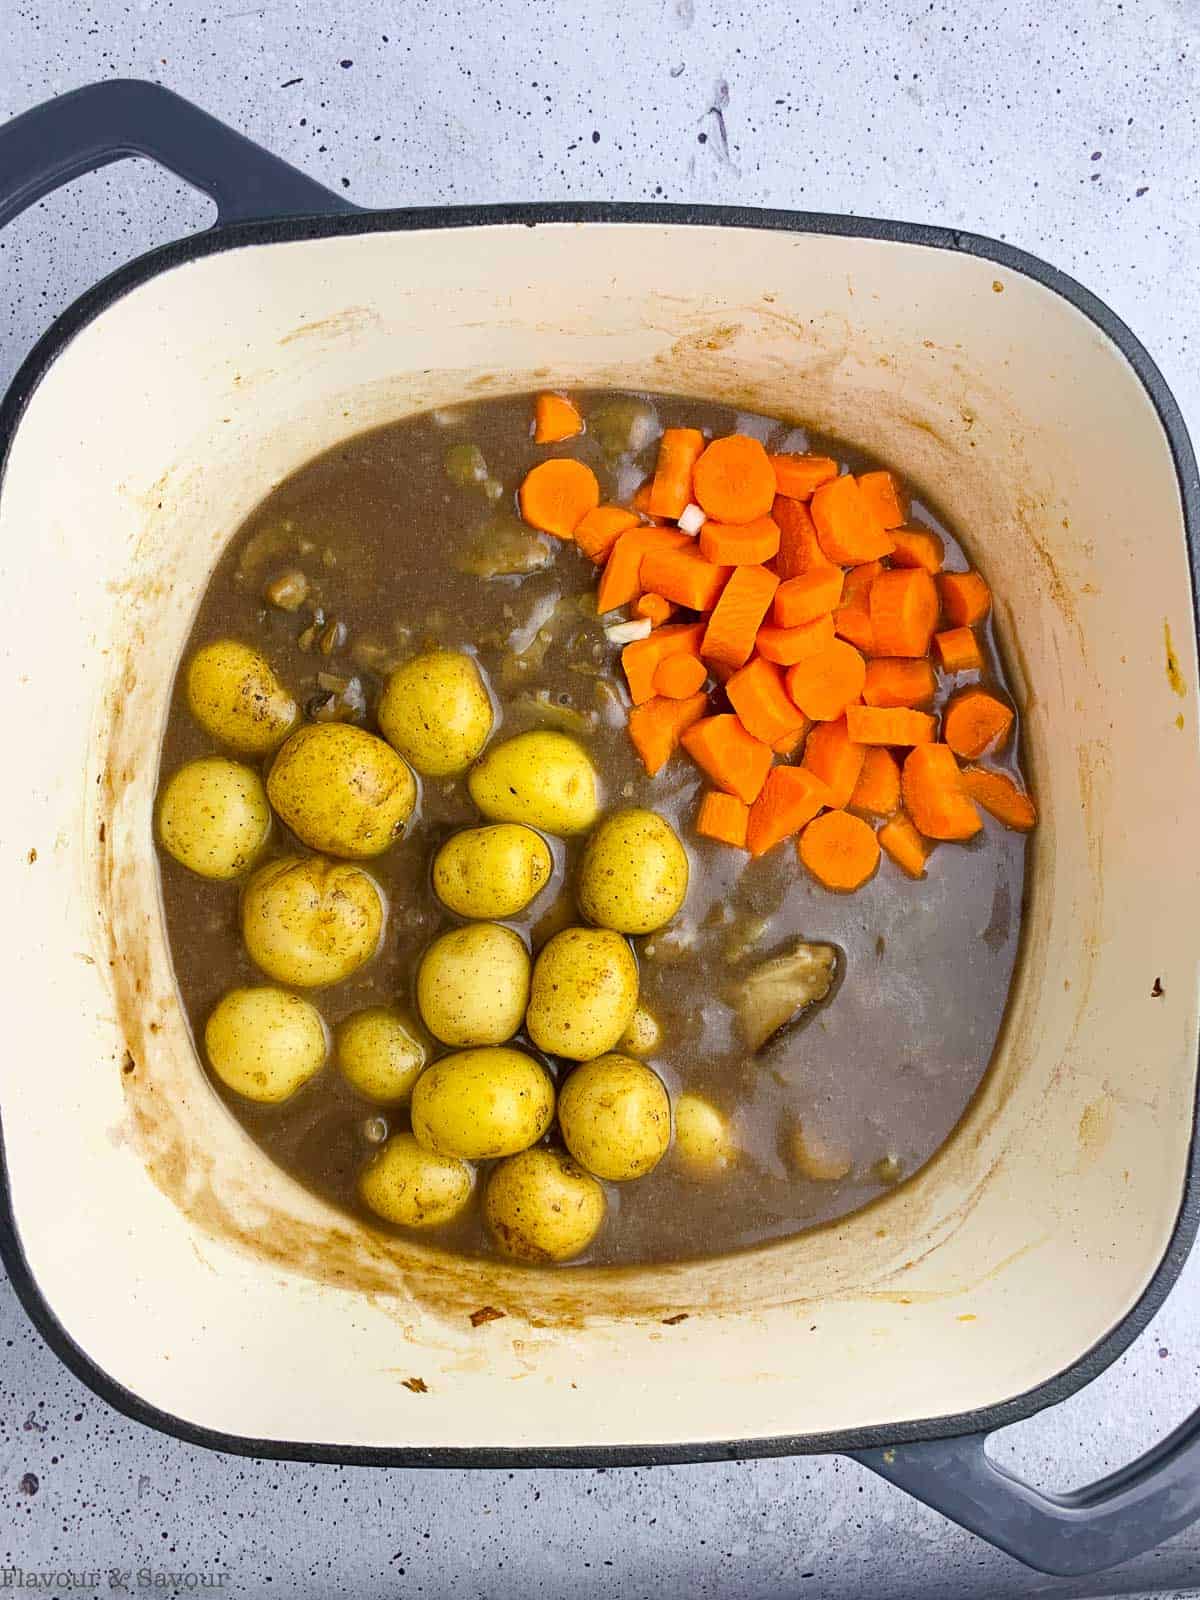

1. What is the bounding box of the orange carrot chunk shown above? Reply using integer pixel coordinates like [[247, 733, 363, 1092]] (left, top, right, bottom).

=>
[[575, 504, 640, 564], [701, 565, 780, 670], [692, 434, 777, 524], [622, 621, 706, 706], [773, 567, 845, 629], [961, 767, 1038, 831], [700, 516, 781, 567], [901, 744, 982, 841], [802, 716, 867, 809], [810, 475, 895, 564], [768, 453, 839, 500], [785, 638, 867, 722], [648, 427, 706, 519], [798, 809, 880, 892], [695, 790, 751, 849], [833, 603, 876, 655], [869, 567, 939, 658], [938, 570, 992, 626], [856, 470, 908, 529], [757, 614, 836, 666], [845, 705, 937, 747], [533, 392, 583, 444], [597, 526, 690, 614], [844, 560, 884, 602], [943, 689, 1014, 760], [654, 652, 707, 699], [879, 811, 933, 878], [890, 526, 945, 574], [849, 747, 901, 817], [631, 480, 658, 518], [628, 692, 709, 776], [519, 458, 600, 539], [772, 725, 808, 757], [746, 767, 832, 857], [933, 626, 983, 673], [640, 545, 730, 612], [681, 714, 774, 804], [771, 495, 835, 579], [635, 592, 676, 628], [726, 656, 808, 746], [863, 658, 937, 708]]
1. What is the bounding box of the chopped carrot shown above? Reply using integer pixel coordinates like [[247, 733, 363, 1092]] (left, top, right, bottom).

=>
[[890, 526, 944, 574], [519, 458, 600, 539], [901, 744, 982, 841], [635, 592, 676, 628], [798, 809, 880, 892], [768, 453, 838, 500], [943, 689, 1014, 760], [802, 716, 867, 809], [773, 567, 845, 628], [622, 621, 706, 706], [772, 495, 835, 579], [757, 613, 835, 666], [849, 747, 901, 817], [628, 692, 709, 777], [575, 504, 639, 564], [938, 570, 991, 626], [692, 434, 777, 524], [869, 568, 939, 658], [856, 470, 908, 529], [833, 603, 876, 655], [597, 526, 689, 614], [962, 767, 1038, 831], [700, 515, 781, 566], [640, 545, 730, 612], [772, 724, 809, 757], [632, 481, 657, 518], [726, 656, 807, 747], [648, 428, 705, 519], [533, 392, 583, 444], [784, 638, 867, 722], [845, 705, 937, 746], [844, 560, 884, 603], [701, 565, 780, 670], [654, 652, 707, 699], [863, 658, 937, 708], [695, 790, 751, 849], [810, 474, 895, 564], [933, 626, 983, 673], [681, 714, 774, 804], [879, 811, 933, 878], [746, 767, 832, 857]]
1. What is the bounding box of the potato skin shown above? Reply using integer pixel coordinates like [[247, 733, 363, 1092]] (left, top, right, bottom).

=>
[[484, 1147, 606, 1263], [186, 639, 298, 755], [617, 1005, 662, 1058], [410, 1046, 554, 1160], [578, 808, 689, 935], [673, 1094, 734, 1178], [416, 923, 531, 1047], [241, 855, 384, 988], [467, 730, 599, 836], [157, 756, 271, 880], [558, 1054, 671, 1181], [378, 649, 494, 777], [267, 723, 416, 858], [205, 986, 327, 1103], [432, 824, 553, 920], [525, 927, 638, 1061], [335, 1007, 427, 1104], [358, 1132, 474, 1227]]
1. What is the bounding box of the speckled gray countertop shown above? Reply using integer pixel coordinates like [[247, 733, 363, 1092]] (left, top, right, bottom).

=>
[[3, 3, 1200, 1596]]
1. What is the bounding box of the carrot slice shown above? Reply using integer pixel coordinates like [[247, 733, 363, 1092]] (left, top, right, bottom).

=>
[[802, 716, 867, 809], [746, 766, 832, 857], [856, 470, 907, 529], [700, 516, 781, 567], [869, 568, 939, 658], [844, 560, 884, 603], [757, 613, 836, 666], [692, 434, 777, 524], [810, 475, 895, 564], [622, 621, 706, 706], [533, 392, 583, 444], [575, 504, 639, 564], [597, 527, 690, 614], [798, 809, 880, 892], [890, 526, 944, 574], [938, 570, 992, 626], [962, 767, 1038, 831], [702, 565, 780, 670], [640, 545, 730, 612], [901, 744, 981, 841], [785, 639, 867, 722], [772, 724, 809, 757], [648, 428, 705, 519], [654, 652, 707, 699], [849, 747, 900, 817], [933, 626, 983, 673], [833, 603, 876, 655], [681, 714, 774, 804], [628, 692, 709, 776], [845, 705, 937, 747], [631, 481, 657, 518], [635, 592, 676, 628], [768, 453, 838, 500], [863, 658, 937, 708], [943, 689, 1014, 760], [879, 811, 933, 877], [519, 458, 600, 538], [695, 790, 750, 849], [771, 495, 834, 579], [726, 656, 807, 747], [773, 567, 845, 629]]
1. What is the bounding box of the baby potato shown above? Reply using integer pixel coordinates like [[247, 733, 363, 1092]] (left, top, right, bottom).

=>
[[335, 1006, 426, 1104], [618, 1004, 662, 1058], [205, 986, 327, 1103], [267, 723, 416, 859], [359, 1132, 474, 1227], [468, 730, 599, 836], [410, 1046, 554, 1160], [416, 923, 530, 1047], [484, 1147, 606, 1263], [578, 808, 689, 935], [157, 756, 271, 880], [186, 639, 298, 755], [674, 1094, 735, 1179], [378, 649, 494, 777], [432, 824, 553, 920], [558, 1053, 671, 1181], [242, 855, 384, 988], [526, 926, 638, 1061]]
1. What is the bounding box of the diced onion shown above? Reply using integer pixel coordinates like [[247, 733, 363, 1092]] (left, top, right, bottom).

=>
[[677, 502, 707, 535], [604, 617, 653, 645]]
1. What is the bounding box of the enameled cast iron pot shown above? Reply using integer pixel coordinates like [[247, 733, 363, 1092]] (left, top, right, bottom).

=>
[[1, 82, 1199, 1578]]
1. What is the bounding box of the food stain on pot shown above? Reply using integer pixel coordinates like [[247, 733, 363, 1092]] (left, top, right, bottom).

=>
[[1076, 1093, 1115, 1171], [1164, 620, 1187, 697]]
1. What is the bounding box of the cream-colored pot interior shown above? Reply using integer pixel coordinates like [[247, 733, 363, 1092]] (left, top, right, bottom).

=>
[[1, 220, 1197, 1453]]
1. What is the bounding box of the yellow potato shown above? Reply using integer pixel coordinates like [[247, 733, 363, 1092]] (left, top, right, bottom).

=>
[[242, 855, 384, 987], [378, 649, 494, 777], [432, 824, 554, 920], [790, 1122, 853, 1182], [674, 1094, 735, 1178], [205, 986, 327, 1103], [410, 1046, 554, 1160], [416, 923, 530, 1047], [558, 1053, 670, 1181], [186, 639, 298, 755], [525, 927, 637, 1061], [468, 730, 598, 836], [577, 808, 689, 935], [359, 1132, 474, 1227], [335, 1007, 426, 1103], [617, 1005, 662, 1058], [267, 723, 416, 858], [484, 1147, 606, 1263], [157, 756, 271, 879]]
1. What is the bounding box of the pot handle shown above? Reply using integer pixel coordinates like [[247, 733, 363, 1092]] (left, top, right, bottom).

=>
[[852, 1406, 1200, 1576], [0, 79, 359, 230]]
